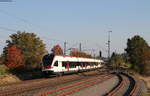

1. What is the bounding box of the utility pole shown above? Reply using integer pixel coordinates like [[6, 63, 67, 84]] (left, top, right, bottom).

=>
[[64, 42, 67, 55], [99, 51, 102, 58], [79, 43, 82, 52], [107, 31, 112, 60], [92, 49, 95, 58]]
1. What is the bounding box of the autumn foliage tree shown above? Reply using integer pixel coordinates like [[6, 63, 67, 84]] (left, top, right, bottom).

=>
[[6, 45, 24, 72], [70, 49, 92, 58], [3, 31, 47, 71], [51, 44, 63, 55]]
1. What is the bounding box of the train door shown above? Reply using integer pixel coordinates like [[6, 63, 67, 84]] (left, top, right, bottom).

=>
[[53, 61, 62, 73], [77, 62, 81, 72], [81, 62, 83, 69], [66, 61, 70, 72], [85, 62, 87, 70], [79, 62, 83, 72], [58, 61, 62, 72], [69, 62, 78, 72]]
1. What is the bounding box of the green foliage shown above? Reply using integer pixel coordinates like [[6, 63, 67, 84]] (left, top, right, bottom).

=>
[[3, 31, 47, 71], [125, 35, 150, 75], [110, 52, 126, 67], [125, 63, 132, 68]]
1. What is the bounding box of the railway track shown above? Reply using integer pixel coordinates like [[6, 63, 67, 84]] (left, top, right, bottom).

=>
[[106, 72, 141, 96], [0, 69, 141, 96], [0, 70, 108, 96], [35, 74, 114, 96]]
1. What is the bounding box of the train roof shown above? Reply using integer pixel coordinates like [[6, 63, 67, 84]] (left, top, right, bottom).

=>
[[53, 55, 103, 62]]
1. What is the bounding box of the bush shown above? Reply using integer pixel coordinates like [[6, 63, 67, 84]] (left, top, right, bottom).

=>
[[0, 65, 9, 75]]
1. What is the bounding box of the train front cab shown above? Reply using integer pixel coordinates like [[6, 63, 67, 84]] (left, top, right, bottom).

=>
[[42, 54, 56, 76]]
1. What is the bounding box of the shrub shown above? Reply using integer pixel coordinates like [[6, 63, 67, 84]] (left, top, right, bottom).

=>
[[0, 65, 9, 75]]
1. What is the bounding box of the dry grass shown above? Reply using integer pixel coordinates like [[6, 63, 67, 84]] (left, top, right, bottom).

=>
[[142, 93, 150, 96], [0, 74, 21, 86], [0, 65, 21, 86], [137, 75, 150, 89], [135, 73, 150, 96]]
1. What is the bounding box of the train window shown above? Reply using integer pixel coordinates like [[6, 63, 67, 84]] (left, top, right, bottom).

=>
[[62, 62, 67, 68], [95, 62, 98, 66], [79, 62, 82, 67], [42, 54, 54, 66], [102, 62, 104, 65], [69, 62, 77, 68], [82, 62, 86, 67], [75, 62, 80, 66], [54, 61, 58, 66], [77, 62, 81, 66], [85, 62, 88, 66], [91, 62, 94, 66]]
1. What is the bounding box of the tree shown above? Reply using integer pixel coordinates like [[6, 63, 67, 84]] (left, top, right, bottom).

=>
[[51, 44, 63, 55], [110, 52, 125, 67], [125, 35, 150, 74], [6, 45, 24, 72], [3, 31, 47, 71], [141, 49, 150, 75], [70, 49, 92, 58]]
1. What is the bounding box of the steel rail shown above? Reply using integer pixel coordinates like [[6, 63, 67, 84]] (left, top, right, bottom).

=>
[[35, 74, 114, 96], [0, 71, 106, 96], [107, 72, 140, 96]]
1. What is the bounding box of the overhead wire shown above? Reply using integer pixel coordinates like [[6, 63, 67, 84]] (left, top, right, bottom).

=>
[[0, 9, 65, 44], [0, 9, 46, 30], [0, 9, 106, 55]]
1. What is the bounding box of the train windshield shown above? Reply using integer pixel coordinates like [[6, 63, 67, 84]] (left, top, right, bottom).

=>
[[42, 54, 55, 66]]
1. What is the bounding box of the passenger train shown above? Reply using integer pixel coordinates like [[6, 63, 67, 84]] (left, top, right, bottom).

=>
[[42, 53, 104, 76]]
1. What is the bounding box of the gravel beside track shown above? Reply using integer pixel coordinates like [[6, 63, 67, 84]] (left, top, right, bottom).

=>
[[71, 75, 119, 96]]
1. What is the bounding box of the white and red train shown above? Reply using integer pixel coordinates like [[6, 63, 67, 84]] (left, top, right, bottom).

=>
[[42, 54, 104, 76]]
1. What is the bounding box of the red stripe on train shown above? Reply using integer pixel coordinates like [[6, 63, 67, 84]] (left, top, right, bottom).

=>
[[44, 65, 52, 69]]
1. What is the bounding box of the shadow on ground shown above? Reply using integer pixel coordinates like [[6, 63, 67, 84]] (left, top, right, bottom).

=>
[[15, 71, 44, 80]]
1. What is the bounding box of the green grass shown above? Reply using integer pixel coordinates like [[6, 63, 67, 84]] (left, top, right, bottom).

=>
[[0, 65, 9, 75]]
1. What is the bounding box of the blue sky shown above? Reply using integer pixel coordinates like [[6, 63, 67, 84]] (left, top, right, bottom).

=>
[[0, 0, 150, 57]]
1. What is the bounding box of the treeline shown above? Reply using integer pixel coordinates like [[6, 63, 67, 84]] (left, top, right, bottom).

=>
[[70, 49, 92, 58], [0, 31, 92, 73], [51, 45, 92, 58], [110, 35, 150, 76]]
